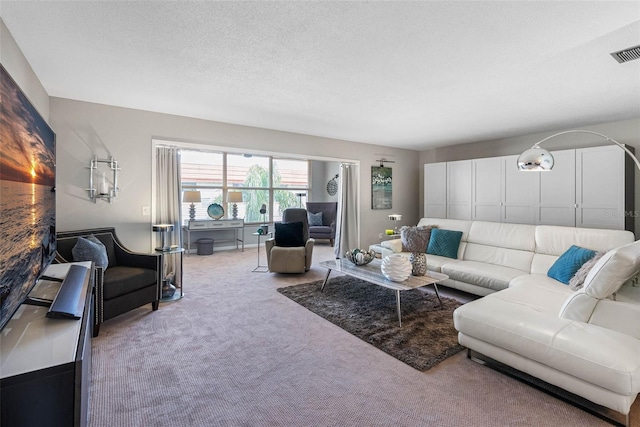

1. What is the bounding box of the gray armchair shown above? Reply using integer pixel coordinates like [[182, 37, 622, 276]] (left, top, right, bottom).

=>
[[265, 208, 314, 273], [55, 228, 161, 336], [306, 202, 338, 246]]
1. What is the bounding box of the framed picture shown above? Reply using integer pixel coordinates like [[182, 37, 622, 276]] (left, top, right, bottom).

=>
[[371, 166, 392, 209]]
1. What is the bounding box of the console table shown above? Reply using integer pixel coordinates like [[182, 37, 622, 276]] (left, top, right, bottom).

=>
[[183, 219, 244, 255], [1, 262, 93, 427]]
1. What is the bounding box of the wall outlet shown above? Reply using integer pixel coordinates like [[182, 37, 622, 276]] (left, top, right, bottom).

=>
[[142, 206, 150, 216]]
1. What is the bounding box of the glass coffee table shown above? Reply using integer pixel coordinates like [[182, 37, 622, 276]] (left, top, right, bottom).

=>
[[319, 258, 449, 327]]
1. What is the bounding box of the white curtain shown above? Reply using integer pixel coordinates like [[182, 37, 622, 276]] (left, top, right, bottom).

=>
[[156, 146, 182, 288], [334, 163, 359, 259]]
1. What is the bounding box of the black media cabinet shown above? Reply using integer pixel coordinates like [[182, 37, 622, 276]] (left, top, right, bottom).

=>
[[1, 262, 94, 427]]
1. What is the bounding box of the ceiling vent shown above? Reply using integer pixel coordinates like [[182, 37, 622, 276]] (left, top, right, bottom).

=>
[[610, 45, 640, 64]]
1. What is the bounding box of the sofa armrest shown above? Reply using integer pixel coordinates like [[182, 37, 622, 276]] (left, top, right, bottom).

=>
[[381, 238, 402, 253], [305, 238, 315, 271], [113, 243, 160, 270]]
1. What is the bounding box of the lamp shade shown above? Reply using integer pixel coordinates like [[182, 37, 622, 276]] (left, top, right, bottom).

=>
[[259, 204, 267, 214], [183, 190, 201, 203], [152, 224, 174, 232], [228, 192, 243, 203], [517, 147, 555, 171]]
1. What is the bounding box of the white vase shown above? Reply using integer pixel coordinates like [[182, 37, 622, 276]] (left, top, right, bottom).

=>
[[381, 254, 412, 282]]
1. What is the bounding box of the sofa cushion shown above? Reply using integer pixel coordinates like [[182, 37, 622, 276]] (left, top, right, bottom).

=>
[[582, 240, 640, 299], [275, 222, 305, 247], [400, 225, 434, 253], [467, 221, 536, 252], [442, 261, 525, 292], [534, 225, 634, 256], [308, 225, 332, 235], [547, 245, 596, 285], [72, 235, 109, 269], [427, 228, 463, 259], [103, 266, 157, 300], [509, 274, 569, 291], [307, 211, 323, 226]]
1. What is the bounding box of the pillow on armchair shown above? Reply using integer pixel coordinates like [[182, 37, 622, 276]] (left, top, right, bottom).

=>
[[275, 222, 306, 247], [72, 235, 109, 268], [308, 211, 323, 226]]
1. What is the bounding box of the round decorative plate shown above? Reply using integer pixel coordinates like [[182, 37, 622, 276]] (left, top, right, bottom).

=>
[[207, 203, 224, 219], [326, 178, 338, 196]]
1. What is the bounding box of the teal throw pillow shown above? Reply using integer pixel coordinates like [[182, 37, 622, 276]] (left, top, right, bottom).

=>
[[72, 235, 109, 269], [547, 245, 596, 285], [307, 211, 323, 226], [427, 228, 463, 259]]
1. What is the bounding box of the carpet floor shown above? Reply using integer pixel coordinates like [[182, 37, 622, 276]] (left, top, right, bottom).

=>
[[277, 276, 464, 371], [88, 244, 613, 426]]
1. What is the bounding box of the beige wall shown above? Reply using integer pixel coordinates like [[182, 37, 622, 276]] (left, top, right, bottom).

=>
[[50, 98, 420, 252], [0, 19, 49, 121], [419, 118, 640, 235]]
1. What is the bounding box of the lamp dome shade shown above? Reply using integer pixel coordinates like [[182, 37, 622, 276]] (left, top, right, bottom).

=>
[[517, 147, 554, 171], [228, 192, 243, 203], [183, 190, 201, 203]]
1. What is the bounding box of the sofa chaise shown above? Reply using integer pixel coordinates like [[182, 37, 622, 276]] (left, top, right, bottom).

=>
[[370, 218, 640, 422]]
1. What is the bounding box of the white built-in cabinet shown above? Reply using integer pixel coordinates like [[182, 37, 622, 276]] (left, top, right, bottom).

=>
[[423, 162, 447, 218], [446, 160, 472, 220], [424, 145, 632, 230]]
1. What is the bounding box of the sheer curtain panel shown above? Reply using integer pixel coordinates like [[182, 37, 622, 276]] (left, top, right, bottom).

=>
[[334, 163, 359, 259], [156, 146, 182, 288]]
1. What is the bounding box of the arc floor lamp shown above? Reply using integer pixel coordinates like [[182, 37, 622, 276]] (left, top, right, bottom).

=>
[[517, 129, 640, 172]]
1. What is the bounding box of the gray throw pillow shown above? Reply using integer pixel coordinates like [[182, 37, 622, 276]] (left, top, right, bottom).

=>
[[72, 235, 109, 269], [308, 211, 323, 226], [401, 226, 436, 253], [568, 251, 605, 291]]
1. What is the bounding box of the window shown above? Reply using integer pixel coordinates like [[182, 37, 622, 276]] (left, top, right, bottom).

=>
[[180, 150, 309, 224]]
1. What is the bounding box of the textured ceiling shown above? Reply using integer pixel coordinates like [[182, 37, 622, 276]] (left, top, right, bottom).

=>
[[2, 1, 639, 150]]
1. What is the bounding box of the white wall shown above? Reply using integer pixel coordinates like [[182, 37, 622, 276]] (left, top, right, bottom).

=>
[[0, 19, 49, 121], [50, 98, 421, 252], [309, 160, 340, 203], [419, 118, 640, 235]]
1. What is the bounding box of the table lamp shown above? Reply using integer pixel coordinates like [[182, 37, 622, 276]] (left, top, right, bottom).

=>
[[388, 214, 402, 233], [228, 192, 243, 219], [153, 224, 174, 251], [259, 204, 268, 234], [183, 191, 201, 221]]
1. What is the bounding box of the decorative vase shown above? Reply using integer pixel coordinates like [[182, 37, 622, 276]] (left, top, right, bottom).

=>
[[381, 254, 412, 282], [410, 252, 427, 276]]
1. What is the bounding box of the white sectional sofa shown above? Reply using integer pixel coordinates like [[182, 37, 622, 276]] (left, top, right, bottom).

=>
[[369, 217, 634, 296], [370, 218, 640, 421]]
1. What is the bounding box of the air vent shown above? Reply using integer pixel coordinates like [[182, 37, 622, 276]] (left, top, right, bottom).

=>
[[610, 45, 640, 63]]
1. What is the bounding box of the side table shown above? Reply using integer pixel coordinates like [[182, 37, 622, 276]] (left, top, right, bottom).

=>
[[157, 247, 185, 302], [378, 232, 401, 241], [252, 232, 272, 272]]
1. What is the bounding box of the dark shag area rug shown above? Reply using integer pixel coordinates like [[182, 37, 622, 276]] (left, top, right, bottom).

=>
[[277, 276, 465, 371]]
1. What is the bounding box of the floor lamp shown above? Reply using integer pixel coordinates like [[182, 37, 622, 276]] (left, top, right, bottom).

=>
[[516, 130, 640, 172]]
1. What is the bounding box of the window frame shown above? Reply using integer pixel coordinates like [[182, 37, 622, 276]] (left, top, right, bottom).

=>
[[180, 150, 310, 225]]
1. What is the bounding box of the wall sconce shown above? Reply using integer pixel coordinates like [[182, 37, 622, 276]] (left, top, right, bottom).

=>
[[87, 156, 120, 203], [388, 214, 402, 233], [228, 192, 243, 219], [152, 224, 174, 252], [183, 190, 201, 221]]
